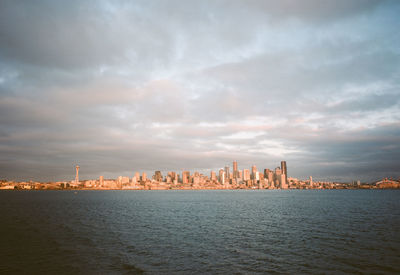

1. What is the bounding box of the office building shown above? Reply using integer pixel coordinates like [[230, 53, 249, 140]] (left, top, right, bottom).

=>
[[281, 161, 287, 187]]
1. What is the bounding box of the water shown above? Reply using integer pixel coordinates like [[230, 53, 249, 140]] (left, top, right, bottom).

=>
[[0, 190, 399, 274]]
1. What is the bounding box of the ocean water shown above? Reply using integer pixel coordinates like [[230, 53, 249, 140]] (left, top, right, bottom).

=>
[[0, 190, 399, 274]]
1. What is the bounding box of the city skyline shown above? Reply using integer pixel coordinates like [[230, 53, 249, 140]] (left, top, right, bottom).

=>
[[3, 159, 399, 190], [1, 1, 399, 182], [4, 160, 397, 185]]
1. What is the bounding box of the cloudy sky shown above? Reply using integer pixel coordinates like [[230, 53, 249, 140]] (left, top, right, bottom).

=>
[[0, 0, 399, 182]]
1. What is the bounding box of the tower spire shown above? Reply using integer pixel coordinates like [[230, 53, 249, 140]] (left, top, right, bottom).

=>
[[75, 165, 80, 185]]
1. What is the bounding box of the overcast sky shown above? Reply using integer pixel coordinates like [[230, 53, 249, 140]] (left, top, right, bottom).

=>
[[1, 0, 399, 182]]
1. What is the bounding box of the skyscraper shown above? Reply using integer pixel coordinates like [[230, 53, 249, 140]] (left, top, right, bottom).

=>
[[219, 169, 225, 184], [281, 174, 288, 189], [233, 161, 238, 178], [224, 166, 230, 182], [243, 169, 250, 181], [251, 165, 257, 180], [154, 171, 163, 182], [210, 171, 217, 181], [281, 161, 287, 187], [135, 172, 140, 182], [182, 171, 190, 184]]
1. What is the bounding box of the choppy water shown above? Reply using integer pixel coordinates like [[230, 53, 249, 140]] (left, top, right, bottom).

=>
[[0, 190, 399, 274]]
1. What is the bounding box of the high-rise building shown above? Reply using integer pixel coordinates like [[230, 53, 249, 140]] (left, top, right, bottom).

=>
[[168, 171, 176, 180], [281, 174, 288, 189], [224, 166, 230, 182], [267, 170, 274, 183], [142, 172, 147, 182], [251, 165, 257, 180], [135, 172, 140, 182], [219, 169, 225, 184], [264, 169, 271, 178], [243, 169, 250, 181], [233, 161, 238, 178], [281, 161, 287, 187], [210, 171, 217, 181], [182, 171, 190, 184], [154, 171, 163, 182]]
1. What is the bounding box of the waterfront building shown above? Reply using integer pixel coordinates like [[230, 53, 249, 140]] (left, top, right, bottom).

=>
[[118, 176, 130, 188]]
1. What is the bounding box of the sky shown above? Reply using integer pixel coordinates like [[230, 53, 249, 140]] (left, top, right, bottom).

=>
[[0, 0, 399, 182]]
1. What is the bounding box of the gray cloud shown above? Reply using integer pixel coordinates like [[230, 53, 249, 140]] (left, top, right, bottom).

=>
[[0, 0, 399, 182]]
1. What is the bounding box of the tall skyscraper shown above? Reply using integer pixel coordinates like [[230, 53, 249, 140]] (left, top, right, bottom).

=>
[[224, 166, 230, 182], [251, 165, 257, 180], [281, 161, 287, 187], [219, 169, 225, 184], [243, 169, 250, 181], [233, 161, 238, 178]]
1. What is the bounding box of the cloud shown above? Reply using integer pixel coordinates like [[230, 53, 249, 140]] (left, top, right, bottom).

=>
[[0, 0, 399, 182]]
